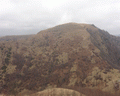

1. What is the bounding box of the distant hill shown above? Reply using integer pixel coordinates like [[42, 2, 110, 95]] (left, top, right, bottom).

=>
[[0, 34, 35, 41], [0, 23, 120, 96]]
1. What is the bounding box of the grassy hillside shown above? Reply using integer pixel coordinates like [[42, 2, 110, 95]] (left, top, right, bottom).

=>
[[0, 23, 120, 96]]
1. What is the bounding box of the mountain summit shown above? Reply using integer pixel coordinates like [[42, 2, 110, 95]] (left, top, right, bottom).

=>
[[0, 23, 120, 95]]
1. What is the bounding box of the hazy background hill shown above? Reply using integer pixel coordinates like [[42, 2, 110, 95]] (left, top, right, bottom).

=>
[[0, 23, 120, 96], [0, 35, 34, 41]]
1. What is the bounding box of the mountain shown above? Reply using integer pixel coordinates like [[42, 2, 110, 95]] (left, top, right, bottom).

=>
[[0, 23, 120, 96]]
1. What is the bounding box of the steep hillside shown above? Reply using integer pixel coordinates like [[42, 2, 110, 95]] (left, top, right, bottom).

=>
[[86, 26, 120, 68], [0, 23, 120, 95]]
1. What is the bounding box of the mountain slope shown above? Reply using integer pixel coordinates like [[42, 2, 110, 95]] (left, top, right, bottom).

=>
[[0, 23, 120, 95]]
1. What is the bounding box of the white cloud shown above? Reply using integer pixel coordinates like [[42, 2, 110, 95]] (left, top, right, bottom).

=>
[[0, 0, 120, 36]]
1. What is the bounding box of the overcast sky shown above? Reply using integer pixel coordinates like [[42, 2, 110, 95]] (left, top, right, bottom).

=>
[[0, 0, 120, 36]]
